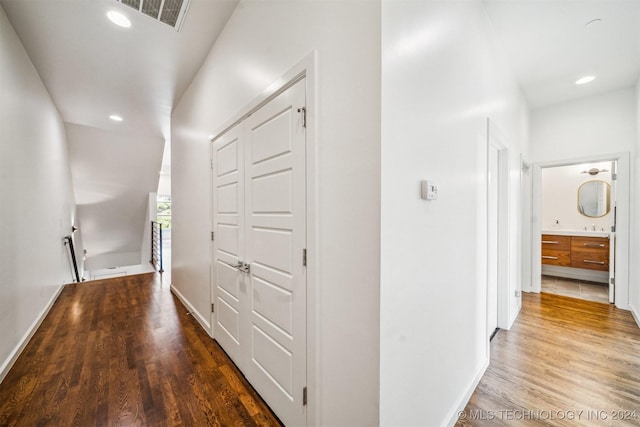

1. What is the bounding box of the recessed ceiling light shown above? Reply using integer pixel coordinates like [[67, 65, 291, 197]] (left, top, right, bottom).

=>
[[109, 114, 123, 122], [575, 75, 596, 85], [107, 10, 131, 28]]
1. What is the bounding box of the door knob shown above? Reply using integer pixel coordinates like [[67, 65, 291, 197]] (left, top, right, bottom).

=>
[[232, 262, 251, 274]]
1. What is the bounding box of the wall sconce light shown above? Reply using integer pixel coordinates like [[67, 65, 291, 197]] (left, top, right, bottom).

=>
[[581, 168, 608, 176]]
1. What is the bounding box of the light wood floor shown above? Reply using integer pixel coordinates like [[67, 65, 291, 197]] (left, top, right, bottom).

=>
[[458, 292, 640, 426], [0, 273, 282, 426]]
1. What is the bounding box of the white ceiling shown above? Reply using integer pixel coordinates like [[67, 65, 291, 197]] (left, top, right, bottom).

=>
[[1, 0, 238, 139], [1, 0, 238, 268], [4, 0, 634, 138], [484, 0, 640, 109], [1, 0, 638, 266]]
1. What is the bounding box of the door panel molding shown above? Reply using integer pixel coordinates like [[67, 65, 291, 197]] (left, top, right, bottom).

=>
[[211, 73, 311, 426]]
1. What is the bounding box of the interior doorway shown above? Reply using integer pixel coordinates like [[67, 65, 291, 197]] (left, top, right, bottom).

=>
[[531, 153, 630, 309], [539, 161, 614, 304], [487, 145, 499, 339], [486, 119, 509, 341], [211, 77, 308, 427]]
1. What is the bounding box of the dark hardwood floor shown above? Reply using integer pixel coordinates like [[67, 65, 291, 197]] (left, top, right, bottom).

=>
[[458, 292, 640, 426], [0, 273, 282, 427]]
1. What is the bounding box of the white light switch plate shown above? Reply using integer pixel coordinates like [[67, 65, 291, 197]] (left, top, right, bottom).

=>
[[421, 180, 438, 200]]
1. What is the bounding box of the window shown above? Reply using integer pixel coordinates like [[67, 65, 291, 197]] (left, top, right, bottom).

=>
[[157, 195, 171, 230]]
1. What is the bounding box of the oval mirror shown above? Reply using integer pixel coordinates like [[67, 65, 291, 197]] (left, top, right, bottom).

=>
[[577, 180, 610, 218]]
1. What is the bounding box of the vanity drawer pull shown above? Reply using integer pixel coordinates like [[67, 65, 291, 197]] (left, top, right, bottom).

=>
[[542, 256, 558, 260], [583, 243, 605, 248], [583, 260, 605, 265], [542, 240, 559, 244]]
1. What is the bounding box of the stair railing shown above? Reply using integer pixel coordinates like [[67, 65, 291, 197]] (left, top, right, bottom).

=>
[[150, 221, 164, 273], [63, 235, 81, 283]]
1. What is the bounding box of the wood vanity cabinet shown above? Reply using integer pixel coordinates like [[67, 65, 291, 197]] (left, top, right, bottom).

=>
[[541, 234, 609, 271], [570, 236, 609, 271], [541, 234, 571, 266]]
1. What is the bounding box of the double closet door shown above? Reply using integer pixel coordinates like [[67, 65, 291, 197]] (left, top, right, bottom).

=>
[[212, 78, 307, 427]]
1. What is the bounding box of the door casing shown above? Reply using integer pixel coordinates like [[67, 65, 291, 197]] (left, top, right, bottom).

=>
[[209, 53, 318, 426], [530, 152, 630, 309]]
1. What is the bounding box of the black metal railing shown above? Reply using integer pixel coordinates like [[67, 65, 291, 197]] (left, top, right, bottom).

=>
[[151, 221, 164, 273], [64, 235, 81, 283]]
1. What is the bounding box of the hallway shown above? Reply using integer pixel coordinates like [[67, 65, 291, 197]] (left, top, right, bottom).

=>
[[0, 273, 281, 426], [458, 293, 640, 426]]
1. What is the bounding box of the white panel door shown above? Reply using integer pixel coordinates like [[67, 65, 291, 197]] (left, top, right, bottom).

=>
[[211, 78, 307, 426], [212, 126, 245, 366], [243, 79, 307, 426]]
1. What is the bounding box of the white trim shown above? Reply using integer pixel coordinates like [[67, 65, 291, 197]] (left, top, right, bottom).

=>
[[208, 52, 318, 426], [171, 284, 212, 336], [209, 54, 314, 144], [487, 118, 511, 332], [629, 303, 640, 328], [445, 357, 490, 427], [0, 282, 65, 383], [531, 152, 631, 310]]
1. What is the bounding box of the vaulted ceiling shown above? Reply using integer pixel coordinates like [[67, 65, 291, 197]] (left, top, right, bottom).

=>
[[1, 0, 638, 268], [1, 0, 238, 268]]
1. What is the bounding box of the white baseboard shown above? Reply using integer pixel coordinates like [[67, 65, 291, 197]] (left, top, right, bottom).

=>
[[629, 303, 640, 328], [0, 283, 65, 383], [445, 356, 490, 427], [170, 284, 212, 336], [507, 299, 522, 330]]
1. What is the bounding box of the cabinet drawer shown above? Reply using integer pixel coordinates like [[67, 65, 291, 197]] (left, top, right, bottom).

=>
[[541, 235, 571, 251], [571, 250, 609, 271], [571, 236, 609, 254], [541, 250, 571, 266]]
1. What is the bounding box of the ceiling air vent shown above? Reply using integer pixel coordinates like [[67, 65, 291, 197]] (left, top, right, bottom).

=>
[[117, 0, 190, 30]]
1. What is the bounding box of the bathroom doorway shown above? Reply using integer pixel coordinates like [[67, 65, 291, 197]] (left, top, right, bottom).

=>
[[540, 160, 614, 303], [531, 153, 630, 308]]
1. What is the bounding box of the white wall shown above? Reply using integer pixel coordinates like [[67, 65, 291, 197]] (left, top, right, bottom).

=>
[[171, 1, 381, 425], [530, 88, 637, 162], [380, 2, 529, 425], [631, 79, 640, 324], [529, 88, 637, 305], [66, 123, 165, 271], [0, 5, 80, 379], [541, 162, 612, 231]]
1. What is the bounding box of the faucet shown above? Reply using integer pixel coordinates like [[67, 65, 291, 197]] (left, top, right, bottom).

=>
[[592, 224, 596, 231]]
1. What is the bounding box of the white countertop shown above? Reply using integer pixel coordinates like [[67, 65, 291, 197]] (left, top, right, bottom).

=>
[[541, 229, 611, 238]]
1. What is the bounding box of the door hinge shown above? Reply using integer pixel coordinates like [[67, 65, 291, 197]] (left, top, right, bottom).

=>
[[297, 106, 307, 128], [302, 386, 307, 406], [302, 249, 307, 267], [612, 173, 617, 181], [610, 278, 615, 285], [211, 231, 215, 241], [211, 303, 215, 313], [611, 225, 616, 233], [210, 159, 214, 170]]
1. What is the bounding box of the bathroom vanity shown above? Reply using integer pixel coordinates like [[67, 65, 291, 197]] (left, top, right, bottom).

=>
[[541, 230, 611, 283]]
